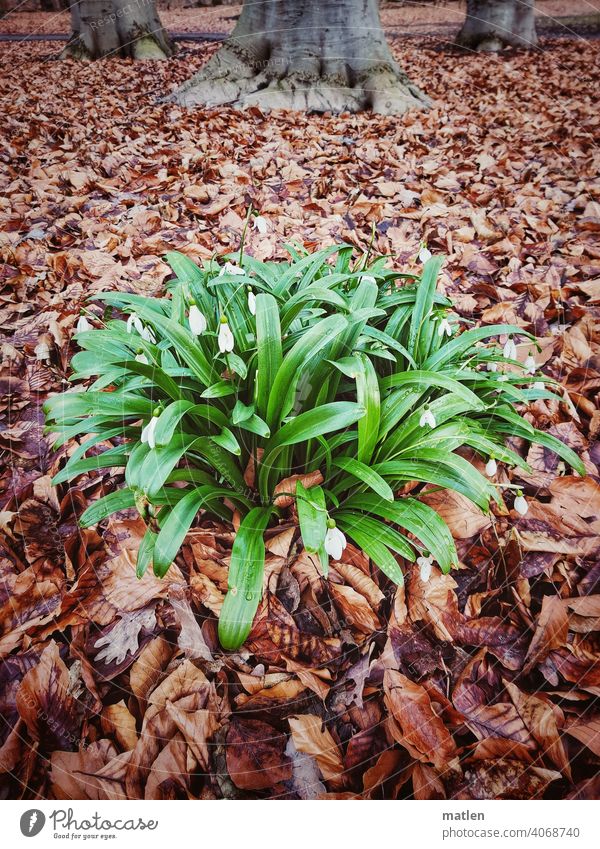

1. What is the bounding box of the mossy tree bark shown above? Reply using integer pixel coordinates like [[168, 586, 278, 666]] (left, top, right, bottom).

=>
[[61, 0, 174, 60], [172, 0, 430, 114], [456, 0, 537, 52]]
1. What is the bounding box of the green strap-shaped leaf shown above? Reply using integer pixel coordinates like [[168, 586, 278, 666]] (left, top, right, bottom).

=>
[[95, 292, 217, 388], [379, 394, 477, 460], [332, 456, 393, 502], [164, 250, 205, 285], [336, 516, 405, 586], [489, 421, 586, 477], [296, 480, 327, 554], [407, 256, 444, 362], [115, 359, 186, 403], [236, 414, 270, 438], [154, 400, 227, 447], [79, 488, 137, 528], [201, 381, 236, 399], [259, 401, 365, 500], [47, 416, 129, 447], [424, 323, 535, 370], [266, 314, 347, 428], [52, 445, 128, 485], [335, 511, 415, 562], [343, 493, 458, 574], [153, 485, 248, 577], [454, 429, 530, 471], [273, 244, 343, 296], [280, 286, 349, 328], [380, 370, 484, 409], [56, 425, 133, 464], [360, 325, 417, 368], [255, 292, 282, 420], [136, 527, 158, 578], [232, 400, 255, 424], [355, 352, 380, 464], [125, 440, 151, 491], [169, 279, 186, 324], [211, 427, 241, 456], [373, 453, 498, 512], [70, 348, 132, 378], [218, 506, 275, 650], [379, 388, 425, 440], [44, 390, 153, 422], [138, 433, 244, 496]]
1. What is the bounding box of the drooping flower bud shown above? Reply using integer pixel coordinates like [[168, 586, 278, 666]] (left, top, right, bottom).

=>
[[218, 317, 234, 353]]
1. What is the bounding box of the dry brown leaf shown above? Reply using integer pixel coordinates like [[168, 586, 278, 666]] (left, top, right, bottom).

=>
[[505, 682, 571, 778], [329, 582, 381, 633], [165, 701, 219, 772], [101, 701, 138, 752], [16, 641, 81, 751], [384, 669, 459, 772], [565, 719, 600, 758], [419, 489, 492, 539], [226, 718, 291, 790], [523, 595, 569, 674], [273, 470, 324, 508], [288, 714, 344, 782]]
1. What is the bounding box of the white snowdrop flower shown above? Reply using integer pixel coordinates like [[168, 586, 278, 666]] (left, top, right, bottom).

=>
[[253, 215, 268, 234], [218, 317, 235, 353], [247, 288, 256, 315], [324, 522, 347, 561], [140, 325, 156, 344], [219, 261, 245, 277], [533, 381, 544, 391], [76, 315, 92, 333], [514, 492, 528, 516], [126, 313, 144, 335], [524, 353, 536, 375], [418, 245, 432, 263], [188, 304, 207, 335], [485, 458, 497, 477], [417, 554, 433, 582], [419, 407, 436, 429], [438, 317, 453, 337], [498, 374, 509, 382], [141, 416, 158, 450], [487, 361, 498, 372], [135, 352, 149, 365], [362, 274, 376, 284], [503, 337, 517, 360]]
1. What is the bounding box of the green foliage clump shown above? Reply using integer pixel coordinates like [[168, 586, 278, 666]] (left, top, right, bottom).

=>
[[45, 245, 584, 649]]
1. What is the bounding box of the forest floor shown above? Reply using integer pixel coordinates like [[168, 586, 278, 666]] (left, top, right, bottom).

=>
[[0, 4, 599, 801]]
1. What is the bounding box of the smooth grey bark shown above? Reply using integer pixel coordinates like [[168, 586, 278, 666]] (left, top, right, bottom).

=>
[[173, 0, 430, 114], [456, 0, 537, 52], [61, 0, 174, 59]]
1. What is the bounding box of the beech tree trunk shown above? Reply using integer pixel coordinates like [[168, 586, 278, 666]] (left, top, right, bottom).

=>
[[173, 0, 430, 114], [456, 0, 537, 52], [61, 0, 174, 60]]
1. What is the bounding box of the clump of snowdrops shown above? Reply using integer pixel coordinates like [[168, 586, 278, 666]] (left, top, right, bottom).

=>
[[46, 245, 584, 649]]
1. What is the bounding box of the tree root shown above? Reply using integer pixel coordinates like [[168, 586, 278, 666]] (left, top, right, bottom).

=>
[[59, 26, 174, 61], [171, 49, 429, 115], [59, 35, 93, 60]]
